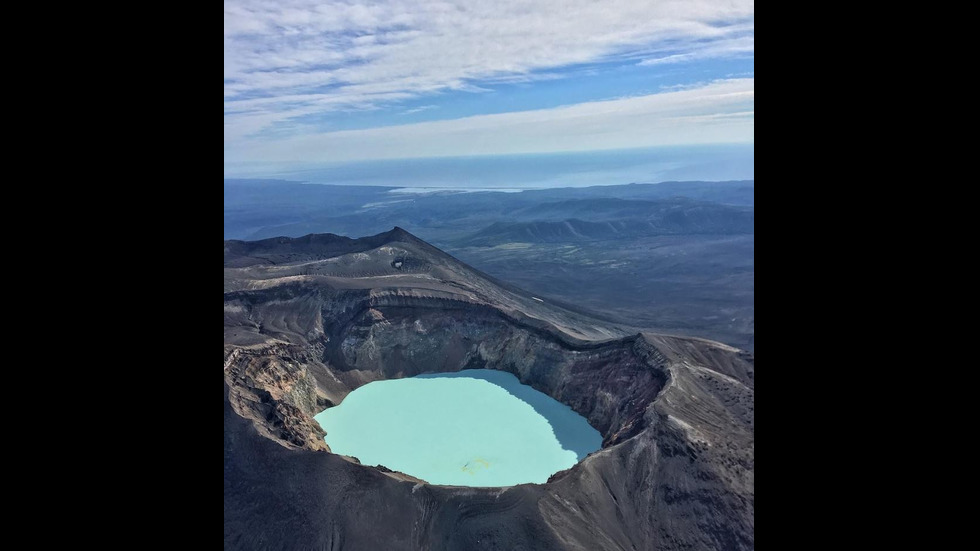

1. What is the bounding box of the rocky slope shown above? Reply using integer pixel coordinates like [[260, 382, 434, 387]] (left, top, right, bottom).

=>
[[224, 227, 754, 550]]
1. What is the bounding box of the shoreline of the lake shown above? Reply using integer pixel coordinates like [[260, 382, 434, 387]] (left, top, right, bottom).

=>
[[314, 369, 602, 487]]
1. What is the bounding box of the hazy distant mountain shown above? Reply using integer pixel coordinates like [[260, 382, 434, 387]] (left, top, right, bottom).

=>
[[458, 200, 753, 246], [522, 181, 754, 206], [223, 180, 755, 241]]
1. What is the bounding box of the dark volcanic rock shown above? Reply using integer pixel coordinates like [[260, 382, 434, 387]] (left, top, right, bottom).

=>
[[224, 228, 754, 550]]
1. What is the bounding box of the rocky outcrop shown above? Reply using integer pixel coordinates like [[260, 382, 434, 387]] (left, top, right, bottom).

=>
[[224, 344, 334, 451], [224, 229, 754, 550]]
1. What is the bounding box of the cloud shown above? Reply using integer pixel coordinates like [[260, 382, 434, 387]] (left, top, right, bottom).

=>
[[224, 0, 754, 143], [400, 105, 438, 115], [637, 35, 754, 66], [225, 78, 754, 164]]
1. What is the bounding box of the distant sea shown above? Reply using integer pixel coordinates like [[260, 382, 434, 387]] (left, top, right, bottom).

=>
[[223, 144, 753, 191]]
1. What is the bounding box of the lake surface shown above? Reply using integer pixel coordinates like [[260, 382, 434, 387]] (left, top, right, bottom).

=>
[[314, 369, 602, 487]]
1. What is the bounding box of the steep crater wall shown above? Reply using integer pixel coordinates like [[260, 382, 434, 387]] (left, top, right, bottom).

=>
[[224, 286, 670, 475], [328, 303, 667, 448]]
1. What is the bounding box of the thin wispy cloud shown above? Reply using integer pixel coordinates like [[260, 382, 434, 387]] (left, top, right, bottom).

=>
[[224, 0, 754, 165], [226, 78, 753, 164], [637, 35, 754, 66], [401, 105, 437, 115]]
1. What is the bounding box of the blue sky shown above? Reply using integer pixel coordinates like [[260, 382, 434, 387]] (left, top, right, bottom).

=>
[[224, 0, 754, 174]]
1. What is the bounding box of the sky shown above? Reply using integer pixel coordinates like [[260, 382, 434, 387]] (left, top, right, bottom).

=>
[[224, 0, 754, 184]]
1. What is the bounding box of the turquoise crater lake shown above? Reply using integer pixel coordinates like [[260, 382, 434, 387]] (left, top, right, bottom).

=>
[[314, 369, 602, 487]]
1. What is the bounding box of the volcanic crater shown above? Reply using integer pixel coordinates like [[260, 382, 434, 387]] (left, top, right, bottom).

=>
[[224, 228, 754, 550]]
